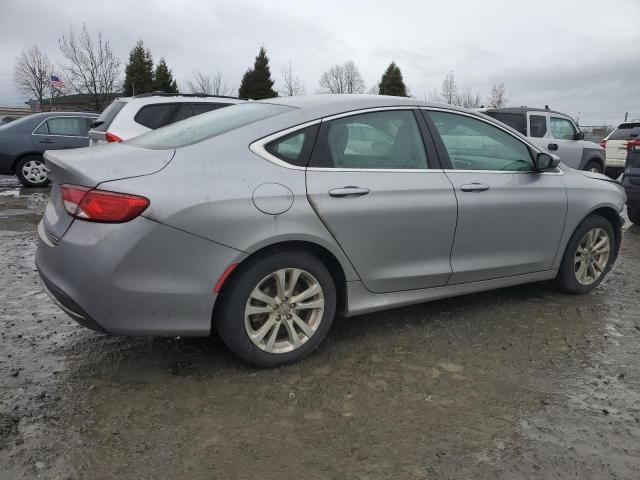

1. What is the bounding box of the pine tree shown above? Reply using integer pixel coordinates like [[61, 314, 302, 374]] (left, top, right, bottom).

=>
[[123, 40, 154, 96], [378, 62, 407, 97], [153, 57, 178, 93], [238, 47, 278, 99]]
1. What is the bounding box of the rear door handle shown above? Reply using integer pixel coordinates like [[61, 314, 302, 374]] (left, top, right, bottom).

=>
[[39, 138, 54, 144], [548, 143, 559, 151], [328, 186, 370, 198], [460, 183, 490, 192]]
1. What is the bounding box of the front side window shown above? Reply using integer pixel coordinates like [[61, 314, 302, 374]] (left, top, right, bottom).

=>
[[529, 115, 547, 138], [550, 117, 577, 140], [323, 110, 428, 169], [429, 111, 533, 171], [44, 117, 89, 136]]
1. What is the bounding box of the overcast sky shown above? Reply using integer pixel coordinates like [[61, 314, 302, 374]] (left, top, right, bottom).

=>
[[1, 0, 639, 124]]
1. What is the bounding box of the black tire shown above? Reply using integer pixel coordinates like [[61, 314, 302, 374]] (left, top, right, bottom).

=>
[[583, 160, 603, 174], [628, 205, 640, 226], [215, 250, 336, 367], [15, 155, 50, 188], [555, 215, 615, 294]]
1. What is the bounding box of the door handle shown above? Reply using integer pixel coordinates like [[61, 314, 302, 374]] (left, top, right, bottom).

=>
[[548, 143, 559, 151], [39, 138, 54, 144], [328, 186, 370, 198], [460, 183, 490, 192]]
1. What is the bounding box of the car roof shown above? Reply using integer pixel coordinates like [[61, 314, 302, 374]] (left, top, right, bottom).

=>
[[116, 94, 246, 105], [483, 106, 569, 117]]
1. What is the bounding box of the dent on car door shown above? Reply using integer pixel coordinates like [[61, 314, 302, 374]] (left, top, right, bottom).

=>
[[424, 109, 567, 284], [305, 109, 458, 293]]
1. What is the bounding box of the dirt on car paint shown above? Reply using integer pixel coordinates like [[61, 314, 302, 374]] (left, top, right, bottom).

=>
[[0, 175, 639, 480]]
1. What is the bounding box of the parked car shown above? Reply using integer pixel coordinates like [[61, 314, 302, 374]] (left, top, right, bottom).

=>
[[89, 92, 246, 145], [601, 121, 640, 179], [481, 107, 606, 173], [621, 139, 640, 225], [0, 111, 98, 187], [37, 95, 625, 367]]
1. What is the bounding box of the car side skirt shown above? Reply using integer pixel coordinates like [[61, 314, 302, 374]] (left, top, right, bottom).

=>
[[343, 270, 557, 317]]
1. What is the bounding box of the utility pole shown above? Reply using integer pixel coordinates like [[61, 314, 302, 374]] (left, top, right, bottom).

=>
[[625, 112, 628, 122]]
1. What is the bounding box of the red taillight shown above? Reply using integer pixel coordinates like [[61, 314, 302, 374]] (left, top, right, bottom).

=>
[[627, 139, 640, 152], [105, 132, 123, 143], [60, 184, 149, 223], [600, 140, 607, 149]]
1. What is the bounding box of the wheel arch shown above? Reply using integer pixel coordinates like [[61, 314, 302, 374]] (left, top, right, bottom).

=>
[[12, 151, 44, 173]]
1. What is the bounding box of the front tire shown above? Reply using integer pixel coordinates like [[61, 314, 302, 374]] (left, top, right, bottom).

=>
[[555, 215, 615, 294], [16, 155, 50, 188], [215, 250, 336, 367], [584, 160, 603, 174]]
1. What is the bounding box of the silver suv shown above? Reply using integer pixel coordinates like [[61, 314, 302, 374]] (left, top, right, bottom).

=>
[[88, 92, 246, 145], [482, 107, 606, 173]]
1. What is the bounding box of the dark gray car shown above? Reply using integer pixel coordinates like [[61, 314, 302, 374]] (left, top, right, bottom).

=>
[[0, 112, 98, 187]]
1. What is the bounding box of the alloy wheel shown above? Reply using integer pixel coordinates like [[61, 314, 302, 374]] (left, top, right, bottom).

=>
[[22, 160, 48, 184], [574, 227, 610, 285], [244, 268, 324, 354]]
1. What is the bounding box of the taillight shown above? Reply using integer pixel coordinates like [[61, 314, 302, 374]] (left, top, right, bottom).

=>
[[105, 132, 123, 143], [600, 140, 607, 149], [627, 140, 640, 152], [60, 184, 149, 223]]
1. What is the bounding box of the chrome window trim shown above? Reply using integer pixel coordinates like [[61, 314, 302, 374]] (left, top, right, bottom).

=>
[[320, 105, 418, 122], [443, 167, 564, 176], [249, 119, 321, 171], [31, 115, 97, 138], [307, 167, 445, 173]]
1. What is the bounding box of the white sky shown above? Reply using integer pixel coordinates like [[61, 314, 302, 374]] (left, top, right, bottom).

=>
[[1, 0, 639, 124]]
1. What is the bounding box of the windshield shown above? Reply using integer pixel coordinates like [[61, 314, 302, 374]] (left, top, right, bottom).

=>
[[126, 103, 295, 149]]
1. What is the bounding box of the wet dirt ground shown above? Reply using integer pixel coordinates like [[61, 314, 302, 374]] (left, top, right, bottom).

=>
[[0, 174, 639, 480]]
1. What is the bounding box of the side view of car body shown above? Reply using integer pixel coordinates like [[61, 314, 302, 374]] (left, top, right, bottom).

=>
[[482, 107, 606, 173], [88, 93, 246, 146], [0, 111, 98, 187], [602, 121, 640, 178], [36, 95, 626, 366]]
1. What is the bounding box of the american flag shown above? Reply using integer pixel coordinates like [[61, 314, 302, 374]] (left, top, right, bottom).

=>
[[50, 75, 64, 90]]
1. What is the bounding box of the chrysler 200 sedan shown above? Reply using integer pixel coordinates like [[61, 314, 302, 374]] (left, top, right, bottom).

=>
[[36, 95, 625, 367]]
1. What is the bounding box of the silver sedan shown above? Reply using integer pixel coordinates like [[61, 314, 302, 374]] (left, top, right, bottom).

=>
[[36, 95, 625, 366]]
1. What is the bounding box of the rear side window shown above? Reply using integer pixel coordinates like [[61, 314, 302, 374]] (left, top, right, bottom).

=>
[[93, 101, 126, 132], [36, 117, 89, 137], [127, 103, 295, 149], [191, 103, 226, 115], [265, 125, 319, 167], [550, 117, 577, 140], [134, 104, 175, 129], [529, 115, 547, 138], [609, 123, 640, 140], [483, 112, 526, 135], [171, 104, 194, 123]]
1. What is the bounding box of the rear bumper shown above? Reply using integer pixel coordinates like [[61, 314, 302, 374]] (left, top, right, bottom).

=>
[[36, 217, 246, 336]]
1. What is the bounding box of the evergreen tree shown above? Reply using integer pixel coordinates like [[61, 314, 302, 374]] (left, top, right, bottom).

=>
[[153, 57, 178, 93], [378, 62, 408, 97], [123, 40, 154, 96], [238, 47, 278, 99]]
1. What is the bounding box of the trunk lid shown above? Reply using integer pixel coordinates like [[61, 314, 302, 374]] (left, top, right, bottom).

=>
[[42, 143, 174, 242]]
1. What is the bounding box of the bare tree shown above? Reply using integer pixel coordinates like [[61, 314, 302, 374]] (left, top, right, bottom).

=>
[[456, 88, 481, 108], [13, 46, 52, 110], [440, 72, 458, 105], [319, 60, 365, 94], [488, 83, 507, 108], [185, 70, 231, 96], [427, 88, 441, 103], [59, 24, 121, 111], [368, 83, 380, 95], [279, 60, 305, 96]]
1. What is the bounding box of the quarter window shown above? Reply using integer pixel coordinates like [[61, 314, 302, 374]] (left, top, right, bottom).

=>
[[550, 117, 577, 140], [529, 115, 547, 138], [429, 111, 533, 171], [323, 110, 428, 169], [265, 125, 319, 167]]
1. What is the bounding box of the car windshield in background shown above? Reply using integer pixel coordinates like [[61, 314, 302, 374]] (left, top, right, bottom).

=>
[[609, 123, 640, 140], [126, 103, 295, 149], [92, 101, 127, 132]]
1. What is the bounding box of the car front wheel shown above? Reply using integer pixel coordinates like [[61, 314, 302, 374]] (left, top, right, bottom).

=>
[[16, 155, 50, 188], [215, 250, 336, 367], [584, 160, 603, 174]]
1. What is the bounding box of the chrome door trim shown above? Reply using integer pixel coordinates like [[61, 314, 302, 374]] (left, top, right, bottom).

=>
[[443, 168, 564, 176]]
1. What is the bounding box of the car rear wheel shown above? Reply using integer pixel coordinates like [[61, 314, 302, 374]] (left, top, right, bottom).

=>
[[16, 155, 50, 188], [584, 160, 603, 174], [215, 250, 336, 367], [555, 215, 615, 294]]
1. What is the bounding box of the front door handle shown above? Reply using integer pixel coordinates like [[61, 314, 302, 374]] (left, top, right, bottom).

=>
[[460, 183, 490, 193], [548, 143, 559, 151], [328, 186, 370, 198]]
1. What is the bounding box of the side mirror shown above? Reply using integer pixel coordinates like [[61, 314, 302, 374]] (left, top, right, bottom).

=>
[[574, 132, 585, 140], [535, 152, 560, 171]]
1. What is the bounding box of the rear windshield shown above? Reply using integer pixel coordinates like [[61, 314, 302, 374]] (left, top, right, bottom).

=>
[[483, 112, 526, 135], [92, 100, 127, 132], [609, 123, 640, 140], [126, 103, 294, 149]]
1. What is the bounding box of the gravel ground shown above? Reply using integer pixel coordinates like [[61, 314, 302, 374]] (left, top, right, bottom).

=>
[[0, 175, 639, 480]]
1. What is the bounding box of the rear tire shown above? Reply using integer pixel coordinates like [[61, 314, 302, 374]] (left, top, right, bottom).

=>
[[584, 160, 603, 174], [555, 215, 615, 294], [15, 155, 50, 188], [215, 250, 336, 367], [628, 205, 640, 226]]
